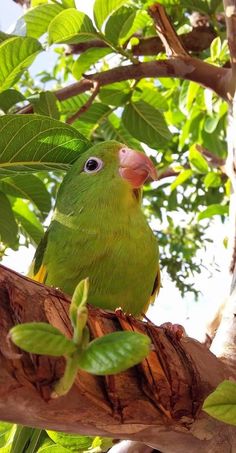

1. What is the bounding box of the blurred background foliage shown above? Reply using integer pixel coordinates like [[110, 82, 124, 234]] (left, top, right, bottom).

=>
[[0, 0, 229, 299]]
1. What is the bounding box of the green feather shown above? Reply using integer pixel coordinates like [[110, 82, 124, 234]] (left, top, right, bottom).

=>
[[30, 141, 159, 316]]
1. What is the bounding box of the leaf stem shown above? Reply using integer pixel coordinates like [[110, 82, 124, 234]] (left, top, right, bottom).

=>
[[51, 351, 80, 398]]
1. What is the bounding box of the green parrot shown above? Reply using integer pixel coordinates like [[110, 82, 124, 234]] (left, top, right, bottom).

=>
[[29, 140, 160, 316]]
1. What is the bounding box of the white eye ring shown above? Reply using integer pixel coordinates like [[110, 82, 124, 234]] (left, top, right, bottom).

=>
[[84, 157, 103, 174]]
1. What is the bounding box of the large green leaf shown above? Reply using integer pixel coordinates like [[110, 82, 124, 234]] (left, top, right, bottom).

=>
[[122, 101, 171, 148], [59, 94, 89, 116], [100, 113, 143, 150], [94, 0, 130, 30], [99, 81, 131, 107], [48, 9, 98, 45], [0, 115, 89, 175], [72, 48, 112, 81], [203, 380, 236, 426], [10, 322, 76, 356], [119, 10, 150, 45], [12, 199, 44, 245], [0, 90, 25, 113], [30, 91, 60, 119], [73, 103, 111, 138], [77, 331, 151, 375], [105, 6, 134, 44], [0, 37, 42, 92], [132, 86, 168, 112], [0, 174, 51, 217], [24, 3, 63, 38], [0, 192, 18, 246]]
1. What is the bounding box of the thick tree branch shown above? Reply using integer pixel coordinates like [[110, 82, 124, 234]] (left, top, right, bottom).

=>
[[148, 3, 188, 57], [18, 59, 230, 115], [66, 27, 216, 57], [0, 264, 235, 452]]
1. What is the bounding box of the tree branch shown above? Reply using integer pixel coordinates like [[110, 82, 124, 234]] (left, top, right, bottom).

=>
[[18, 59, 230, 115], [223, 0, 236, 83], [0, 264, 236, 452], [66, 26, 216, 57], [66, 81, 100, 124], [148, 3, 188, 57]]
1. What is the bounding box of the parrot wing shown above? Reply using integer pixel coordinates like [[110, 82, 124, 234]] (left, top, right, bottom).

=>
[[142, 265, 161, 314], [28, 229, 49, 283]]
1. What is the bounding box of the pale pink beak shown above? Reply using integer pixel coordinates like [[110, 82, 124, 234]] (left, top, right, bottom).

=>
[[119, 147, 157, 188]]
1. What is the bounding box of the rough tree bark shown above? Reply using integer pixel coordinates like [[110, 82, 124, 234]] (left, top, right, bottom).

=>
[[0, 264, 236, 453]]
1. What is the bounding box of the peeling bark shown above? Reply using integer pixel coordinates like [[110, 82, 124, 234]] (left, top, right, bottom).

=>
[[0, 265, 236, 452]]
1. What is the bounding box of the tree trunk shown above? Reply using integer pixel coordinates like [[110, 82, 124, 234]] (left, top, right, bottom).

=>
[[0, 264, 235, 452]]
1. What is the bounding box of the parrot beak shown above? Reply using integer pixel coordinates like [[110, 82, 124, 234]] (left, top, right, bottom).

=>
[[118, 147, 157, 188]]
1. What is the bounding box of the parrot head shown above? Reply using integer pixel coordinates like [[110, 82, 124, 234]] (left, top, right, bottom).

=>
[[56, 141, 157, 214]]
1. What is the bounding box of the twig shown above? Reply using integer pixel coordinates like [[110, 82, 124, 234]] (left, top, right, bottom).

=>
[[148, 3, 188, 57], [66, 81, 100, 125], [196, 144, 226, 168]]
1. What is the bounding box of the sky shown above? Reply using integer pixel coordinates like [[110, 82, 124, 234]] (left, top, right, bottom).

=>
[[1, 0, 231, 341]]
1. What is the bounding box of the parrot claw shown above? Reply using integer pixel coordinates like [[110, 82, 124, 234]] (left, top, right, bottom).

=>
[[160, 322, 186, 340]]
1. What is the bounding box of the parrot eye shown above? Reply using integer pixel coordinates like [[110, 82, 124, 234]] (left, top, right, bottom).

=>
[[84, 157, 103, 173]]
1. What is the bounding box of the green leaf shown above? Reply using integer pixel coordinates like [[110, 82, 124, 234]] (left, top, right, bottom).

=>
[[24, 4, 63, 39], [0, 37, 42, 92], [32, 0, 48, 5], [122, 101, 171, 148], [62, 0, 76, 7], [73, 103, 111, 138], [189, 146, 209, 174], [0, 174, 51, 217], [59, 94, 89, 116], [10, 322, 76, 356], [30, 91, 60, 119], [170, 169, 193, 191], [0, 114, 89, 176], [181, 0, 210, 14], [94, 0, 129, 29], [0, 422, 16, 449], [38, 439, 70, 452], [0, 32, 13, 44], [0, 89, 25, 113], [72, 48, 112, 81], [203, 380, 236, 426], [203, 171, 221, 188], [204, 116, 219, 133], [46, 431, 95, 452], [12, 199, 44, 245], [0, 192, 18, 246], [210, 36, 221, 61], [132, 86, 168, 112], [48, 9, 98, 45], [105, 6, 134, 44], [100, 113, 143, 151], [77, 331, 151, 375], [198, 204, 229, 221], [186, 82, 200, 112], [99, 82, 131, 107], [119, 10, 149, 45], [69, 278, 89, 328]]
